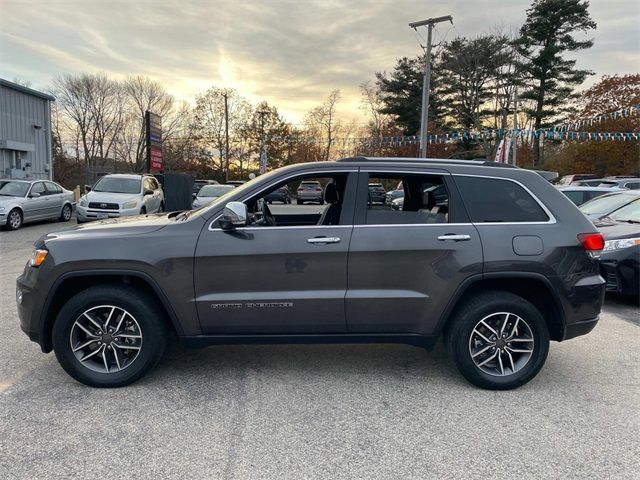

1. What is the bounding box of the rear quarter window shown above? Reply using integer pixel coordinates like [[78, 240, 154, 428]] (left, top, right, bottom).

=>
[[455, 176, 549, 223]]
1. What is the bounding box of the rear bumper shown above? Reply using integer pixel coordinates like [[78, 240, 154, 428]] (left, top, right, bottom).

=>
[[560, 274, 606, 341], [563, 316, 599, 340]]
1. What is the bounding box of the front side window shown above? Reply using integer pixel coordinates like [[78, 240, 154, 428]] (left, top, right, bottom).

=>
[[456, 176, 549, 223], [199, 185, 235, 198], [363, 174, 450, 225], [30, 182, 47, 196], [243, 174, 348, 227], [93, 177, 141, 194]]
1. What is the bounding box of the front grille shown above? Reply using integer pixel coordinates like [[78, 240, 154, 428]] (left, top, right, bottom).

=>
[[88, 202, 119, 210]]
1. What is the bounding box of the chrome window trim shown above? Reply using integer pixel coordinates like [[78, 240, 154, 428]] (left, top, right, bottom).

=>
[[453, 173, 557, 225]]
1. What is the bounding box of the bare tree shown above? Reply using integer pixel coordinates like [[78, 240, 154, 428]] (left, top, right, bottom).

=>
[[305, 89, 341, 161]]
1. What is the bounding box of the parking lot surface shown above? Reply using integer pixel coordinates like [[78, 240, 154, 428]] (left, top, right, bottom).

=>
[[1, 220, 638, 480]]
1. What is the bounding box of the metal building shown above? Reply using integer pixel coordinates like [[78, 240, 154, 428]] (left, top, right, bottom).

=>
[[0, 78, 54, 180]]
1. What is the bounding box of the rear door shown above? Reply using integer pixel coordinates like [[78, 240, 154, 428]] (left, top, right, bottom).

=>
[[346, 168, 483, 335], [44, 181, 64, 217]]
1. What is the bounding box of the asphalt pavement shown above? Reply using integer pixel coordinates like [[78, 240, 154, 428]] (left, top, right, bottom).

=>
[[0, 219, 638, 480]]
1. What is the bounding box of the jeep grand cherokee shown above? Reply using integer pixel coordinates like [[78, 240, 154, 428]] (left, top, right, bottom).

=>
[[16, 157, 606, 389]]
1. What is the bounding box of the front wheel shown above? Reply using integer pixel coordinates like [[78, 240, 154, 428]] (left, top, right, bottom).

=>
[[52, 285, 168, 387], [6, 208, 22, 230], [445, 291, 549, 390]]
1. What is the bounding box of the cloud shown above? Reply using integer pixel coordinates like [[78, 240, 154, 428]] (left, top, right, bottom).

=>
[[1, 0, 638, 123]]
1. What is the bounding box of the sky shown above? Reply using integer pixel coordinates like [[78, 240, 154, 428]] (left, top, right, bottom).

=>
[[1, 0, 639, 123]]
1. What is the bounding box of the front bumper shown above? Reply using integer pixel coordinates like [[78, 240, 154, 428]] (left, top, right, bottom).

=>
[[600, 246, 640, 296], [76, 205, 140, 222], [16, 263, 50, 349]]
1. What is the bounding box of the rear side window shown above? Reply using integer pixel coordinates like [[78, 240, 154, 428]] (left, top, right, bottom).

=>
[[624, 182, 640, 190], [455, 176, 549, 223], [563, 190, 584, 206]]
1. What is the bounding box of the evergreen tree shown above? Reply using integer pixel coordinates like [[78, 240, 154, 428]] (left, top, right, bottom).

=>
[[514, 0, 596, 164]]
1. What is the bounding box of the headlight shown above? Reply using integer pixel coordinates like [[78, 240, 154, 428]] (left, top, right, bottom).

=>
[[28, 249, 48, 267], [79, 197, 88, 207], [123, 200, 138, 209], [603, 237, 640, 252]]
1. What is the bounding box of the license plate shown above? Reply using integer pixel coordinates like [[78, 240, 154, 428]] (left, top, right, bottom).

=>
[[97, 213, 109, 219]]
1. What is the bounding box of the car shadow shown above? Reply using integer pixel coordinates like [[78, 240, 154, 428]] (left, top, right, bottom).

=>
[[604, 294, 640, 326]]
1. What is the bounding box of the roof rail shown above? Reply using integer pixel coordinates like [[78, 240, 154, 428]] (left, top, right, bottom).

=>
[[335, 156, 518, 168]]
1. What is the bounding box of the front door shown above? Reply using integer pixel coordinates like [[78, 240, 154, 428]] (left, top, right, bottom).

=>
[[194, 170, 357, 335], [346, 169, 483, 335], [23, 182, 49, 221]]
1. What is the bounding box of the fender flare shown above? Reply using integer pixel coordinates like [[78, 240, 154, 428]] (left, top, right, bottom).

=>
[[434, 271, 566, 337], [39, 269, 186, 351]]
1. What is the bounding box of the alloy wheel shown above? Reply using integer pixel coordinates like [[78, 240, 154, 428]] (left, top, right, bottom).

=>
[[468, 312, 534, 377], [63, 205, 72, 220], [69, 305, 143, 374], [9, 210, 22, 229]]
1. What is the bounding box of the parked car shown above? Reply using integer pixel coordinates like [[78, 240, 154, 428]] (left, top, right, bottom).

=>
[[0, 179, 74, 231], [17, 157, 605, 390], [557, 186, 619, 206], [192, 184, 235, 209], [226, 180, 246, 187], [595, 198, 640, 297], [265, 186, 291, 204], [385, 188, 404, 205], [557, 174, 598, 185], [368, 183, 386, 204], [575, 177, 640, 189], [579, 191, 640, 221], [193, 179, 218, 197], [296, 180, 323, 204], [76, 174, 164, 223]]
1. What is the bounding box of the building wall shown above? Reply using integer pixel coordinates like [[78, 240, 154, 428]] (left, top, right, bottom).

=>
[[0, 82, 53, 180]]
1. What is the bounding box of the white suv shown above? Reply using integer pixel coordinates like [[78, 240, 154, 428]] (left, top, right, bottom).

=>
[[76, 174, 164, 223]]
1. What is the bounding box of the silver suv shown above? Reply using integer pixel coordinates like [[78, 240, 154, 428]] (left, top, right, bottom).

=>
[[76, 174, 164, 223]]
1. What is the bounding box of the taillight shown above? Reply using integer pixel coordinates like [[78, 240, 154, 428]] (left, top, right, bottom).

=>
[[578, 233, 604, 254]]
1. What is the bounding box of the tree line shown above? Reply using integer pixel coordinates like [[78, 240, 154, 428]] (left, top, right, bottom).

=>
[[51, 0, 639, 186]]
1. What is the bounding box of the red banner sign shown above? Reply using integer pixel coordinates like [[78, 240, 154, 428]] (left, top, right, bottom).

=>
[[150, 147, 163, 171]]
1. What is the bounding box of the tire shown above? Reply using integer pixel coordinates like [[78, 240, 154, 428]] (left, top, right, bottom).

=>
[[6, 208, 22, 230], [140, 207, 146, 215], [444, 291, 549, 390], [59, 204, 72, 222], [52, 285, 168, 388], [297, 199, 302, 205], [158, 202, 165, 213]]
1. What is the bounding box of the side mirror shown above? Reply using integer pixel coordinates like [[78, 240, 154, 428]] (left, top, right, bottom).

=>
[[220, 201, 247, 230], [30, 192, 41, 198], [84, 185, 92, 193], [192, 192, 197, 199]]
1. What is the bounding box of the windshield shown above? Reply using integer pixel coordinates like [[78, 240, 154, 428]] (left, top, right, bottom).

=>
[[93, 177, 141, 194], [0, 181, 30, 197], [580, 193, 636, 215], [198, 185, 234, 197], [609, 199, 640, 223]]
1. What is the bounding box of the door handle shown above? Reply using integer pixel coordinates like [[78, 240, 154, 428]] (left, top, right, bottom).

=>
[[307, 236, 341, 244], [437, 234, 471, 242]]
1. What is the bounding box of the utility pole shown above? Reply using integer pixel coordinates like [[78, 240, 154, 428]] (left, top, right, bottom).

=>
[[409, 15, 452, 158], [512, 88, 518, 166], [223, 92, 230, 182], [258, 109, 269, 174]]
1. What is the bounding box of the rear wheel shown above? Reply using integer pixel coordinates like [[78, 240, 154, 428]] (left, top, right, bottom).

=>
[[6, 209, 22, 230], [297, 199, 302, 205], [140, 206, 146, 215], [59, 204, 72, 222], [445, 291, 549, 390], [158, 201, 165, 213], [52, 285, 168, 387]]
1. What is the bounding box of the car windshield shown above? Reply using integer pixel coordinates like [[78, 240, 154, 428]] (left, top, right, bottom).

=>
[[0, 181, 30, 197], [300, 182, 319, 189], [580, 193, 637, 215], [199, 185, 234, 197], [93, 177, 141, 194], [609, 199, 640, 223]]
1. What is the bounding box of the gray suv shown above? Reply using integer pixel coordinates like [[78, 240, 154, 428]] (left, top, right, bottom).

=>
[[16, 158, 606, 389]]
